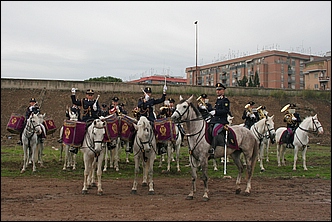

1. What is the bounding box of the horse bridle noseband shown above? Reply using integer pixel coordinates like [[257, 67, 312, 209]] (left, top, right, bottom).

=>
[[298, 117, 322, 135]]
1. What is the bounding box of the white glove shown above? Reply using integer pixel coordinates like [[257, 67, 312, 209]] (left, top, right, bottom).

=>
[[199, 104, 207, 110], [292, 117, 297, 121], [163, 85, 167, 93], [246, 112, 251, 117], [93, 104, 97, 111], [71, 88, 76, 94], [209, 110, 215, 116], [250, 113, 255, 118], [145, 94, 150, 101]]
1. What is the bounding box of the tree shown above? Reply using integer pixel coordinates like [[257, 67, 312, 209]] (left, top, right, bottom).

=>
[[84, 76, 122, 82], [248, 76, 254, 87], [253, 71, 260, 87], [237, 75, 248, 87]]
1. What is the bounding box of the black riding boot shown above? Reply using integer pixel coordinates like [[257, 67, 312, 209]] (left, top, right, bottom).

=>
[[208, 137, 217, 159], [285, 133, 291, 148]]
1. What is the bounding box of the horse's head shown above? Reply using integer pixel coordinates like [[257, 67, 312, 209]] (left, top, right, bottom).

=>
[[171, 95, 197, 123], [90, 119, 106, 153], [311, 114, 324, 135], [133, 116, 155, 153], [265, 115, 276, 143], [227, 114, 234, 125], [28, 113, 43, 135], [69, 111, 78, 121]]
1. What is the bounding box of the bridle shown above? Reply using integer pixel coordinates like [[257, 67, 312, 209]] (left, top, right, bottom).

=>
[[134, 123, 155, 162], [298, 117, 323, 135], [173, 101, 206, 159], [252, 117, 275, 143], [23, 116, 42, 141], [85, 124, 105, 158]]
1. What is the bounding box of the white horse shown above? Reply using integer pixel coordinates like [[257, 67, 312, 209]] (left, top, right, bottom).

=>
[[250, 115, 276, 172], [80, 119, 106, 195], [158, 123, 182, 172], [131, 116, 157, 195], [21, 113, 43, 173], [275, 114, 323, 171], [172, 95, 259, 200], [59, 110, 78, 170]]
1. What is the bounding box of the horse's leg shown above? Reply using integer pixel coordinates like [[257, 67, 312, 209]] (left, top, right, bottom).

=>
[[175, 141, 181, 172], [31, 143, 38, 172], [37, 141, 44, 167], [148, 157, 155, 195], [167, 142, 172, 171], [96, 151, 104, 195], [276, 144, 282, 167], [231, 151, 244, 194], [114, 138, 120, 172], [125, 141, 130, 163], [131, 157, 139, 194], [90, 159, 97, 187], [103, 145, 109, 172], [259, 142, 265, 172], [200, 157, 209, 201], [142, 160, 148, 186], [266, 139, 270, 162], [281, 145, 287, 166], [302, 146, 308, 171], [62, 145, 68, 170], [212, 159, 218, 171], [59, 142, 63, 162], [293, 145, 299, 171], [72, 153, 77, 170], [82, 154, 91, 194], [21, 145, 28, 173], [186, 156, 198, 200]]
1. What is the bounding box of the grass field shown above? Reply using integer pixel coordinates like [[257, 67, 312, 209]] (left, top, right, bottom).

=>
[[1, 143, 330, 180]]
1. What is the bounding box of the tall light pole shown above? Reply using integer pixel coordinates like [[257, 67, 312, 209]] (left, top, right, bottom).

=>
[[194, 20, 198, 86]]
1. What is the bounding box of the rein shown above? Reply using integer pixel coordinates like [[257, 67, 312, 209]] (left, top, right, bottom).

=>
[[174, 101, 207, 160], [133, 123, 155, 162], [23, 117, 41, 142], [85, 125, 105, 159], [298, 117, 322, 135]]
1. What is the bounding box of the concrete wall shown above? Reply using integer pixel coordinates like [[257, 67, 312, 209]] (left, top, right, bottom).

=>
[[1, 78, 330, 99]]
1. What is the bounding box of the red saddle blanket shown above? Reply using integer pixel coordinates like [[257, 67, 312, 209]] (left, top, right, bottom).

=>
[[154, 117, 177, 142], [62, 120, 86, 147], [119, 115, 137, 141], [7, 113, 25, 134], [43, 118, 57, 135], [104, 114, 120, 141]]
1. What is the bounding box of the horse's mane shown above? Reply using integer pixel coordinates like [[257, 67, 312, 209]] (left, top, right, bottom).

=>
[[179, 97, 202, 118]]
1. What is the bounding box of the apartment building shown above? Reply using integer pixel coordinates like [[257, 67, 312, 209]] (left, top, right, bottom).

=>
[[186, 50, 330, 90], [128, 75, 187, 85]]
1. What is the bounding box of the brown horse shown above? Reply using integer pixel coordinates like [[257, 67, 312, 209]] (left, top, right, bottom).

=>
[[171, 95, 259, 201]]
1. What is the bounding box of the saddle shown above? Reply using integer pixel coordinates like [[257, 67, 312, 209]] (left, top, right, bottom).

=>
[[207, 124, 239, 150], [279, 129, 294, 147]]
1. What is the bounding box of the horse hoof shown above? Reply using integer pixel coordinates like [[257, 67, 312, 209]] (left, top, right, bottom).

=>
[[260, 168, 265, 172], [131, 190, 137, 194], [97, 191, 103, 196], [203, 197, 209, 202], [244, 191, 251, 196], [235, 189, 241, 194], [186, 196, 193, 200], [91, 183, 97, 187], [142, 182, 148, 187], [82, 190, 88, 195], [148, 191, 155, 195]]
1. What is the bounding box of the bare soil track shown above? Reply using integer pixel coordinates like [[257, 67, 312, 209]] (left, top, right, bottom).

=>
[[1, 177, 331, 221]]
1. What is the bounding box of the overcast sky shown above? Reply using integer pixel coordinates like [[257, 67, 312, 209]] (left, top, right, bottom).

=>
[[1, 1, 331, 82]]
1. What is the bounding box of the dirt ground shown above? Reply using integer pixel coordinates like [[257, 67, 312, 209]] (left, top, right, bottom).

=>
[[1, 176, 330, 221]]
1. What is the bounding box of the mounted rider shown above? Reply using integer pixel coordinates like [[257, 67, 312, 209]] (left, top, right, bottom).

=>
[[70, 88, 101, 154], [242, 101, 259, 129], [205, 83, 231, 158], [281, 103, 302, 148]]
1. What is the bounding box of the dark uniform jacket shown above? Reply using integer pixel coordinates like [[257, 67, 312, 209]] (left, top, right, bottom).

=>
[[25, 105, 40, 121], [208, 96, 230, 125], [242, 109, 259, 129], [108, 105, 125, 116], [158, 106, 176, 118], [71, 95, 100, 122], [198, 102, 213, 121], [138, 94, 166, 122], [284, 112, 301, 130]]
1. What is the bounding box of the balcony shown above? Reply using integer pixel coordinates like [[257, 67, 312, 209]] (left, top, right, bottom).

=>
[[319, 76, 330, 82]]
